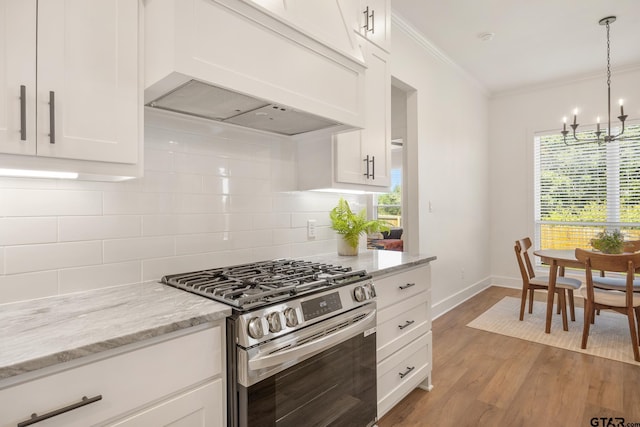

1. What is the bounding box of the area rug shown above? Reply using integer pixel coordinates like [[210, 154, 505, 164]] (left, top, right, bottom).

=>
[[467, 296, 640, 366]]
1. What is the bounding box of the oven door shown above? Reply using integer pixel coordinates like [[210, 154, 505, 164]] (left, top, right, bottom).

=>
[[233, 303, 377, 427]]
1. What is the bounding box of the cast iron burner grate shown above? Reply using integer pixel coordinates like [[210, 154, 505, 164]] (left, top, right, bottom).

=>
[[161, 259, 366, 311]]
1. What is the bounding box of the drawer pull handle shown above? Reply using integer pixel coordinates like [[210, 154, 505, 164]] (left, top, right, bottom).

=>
[[399, 366, 415, 379], [398, 320, 415, 330], [17, 395, 102, 427], [399, 283, 415, 290]]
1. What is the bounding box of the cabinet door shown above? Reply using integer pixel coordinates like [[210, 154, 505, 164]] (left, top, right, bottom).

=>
[[362, 41, 390, 187], [359, 0, 390, 52], [335, 41, 390, 188], [335, 129, 365, 185], [108, 380, 223, 427], [0, 0, 36, 155], [36, 0, 139, 164]]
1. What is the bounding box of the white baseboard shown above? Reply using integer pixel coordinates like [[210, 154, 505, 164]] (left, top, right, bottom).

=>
[[431, 276, 492, 320], [432, 274, 588, 321]]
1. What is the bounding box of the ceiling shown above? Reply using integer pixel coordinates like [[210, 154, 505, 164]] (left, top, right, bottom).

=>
[[391, 0, 640, 94]]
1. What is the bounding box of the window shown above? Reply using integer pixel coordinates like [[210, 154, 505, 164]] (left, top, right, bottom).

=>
[[374, 169, 402, 227], [534, 124, 640, 250]]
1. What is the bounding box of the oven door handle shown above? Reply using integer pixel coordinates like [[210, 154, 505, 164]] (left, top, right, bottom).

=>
[[248, 309, 376, 371]]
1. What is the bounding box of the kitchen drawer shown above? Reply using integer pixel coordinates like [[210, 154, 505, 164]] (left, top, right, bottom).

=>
[[377, 299, 430, 361], [108, 379, 223, 427], [377, 332, 431, 418], [374, 265, 430, 310], [0, 325, 222, 427]]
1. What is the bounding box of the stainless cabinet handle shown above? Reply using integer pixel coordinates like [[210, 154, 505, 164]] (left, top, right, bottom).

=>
[[20, 85, 26, 141], [363, 155, 370, 178], [49, 91, 55, 144], [398, 320, 415, 330], [399, 283, 415, 290], [362, 6, 370, 32], [399, 366, 415, 379], [363, 6, 374, 33], [370, 9, 375, 33], [370, 156, 375, 180], [17, 395, 102, 427]]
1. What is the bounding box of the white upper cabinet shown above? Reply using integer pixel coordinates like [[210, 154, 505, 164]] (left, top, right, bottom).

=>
[[335, 41, 390, 188], [358, 0, 390, 52], [297, 38, 390, 192], [0, 0, 142, 180], [0, 0, 36, 156]]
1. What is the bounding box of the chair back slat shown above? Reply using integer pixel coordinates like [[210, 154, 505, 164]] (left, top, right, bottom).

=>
[[514, 237, 536, 282], [575, 248, 640, 306]]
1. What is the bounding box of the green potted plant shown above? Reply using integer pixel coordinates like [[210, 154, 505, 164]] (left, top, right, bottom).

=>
[[591, 229, 625, 254], [329, 198, 390, 256]]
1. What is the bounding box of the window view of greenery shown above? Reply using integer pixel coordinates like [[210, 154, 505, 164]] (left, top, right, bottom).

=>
[[535, 124, 640, 249], [375, 169, 402, 227], [377, 183, 401, 227]]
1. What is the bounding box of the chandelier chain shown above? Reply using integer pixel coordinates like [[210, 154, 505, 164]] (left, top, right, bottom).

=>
[[606, 20, 611, 88]]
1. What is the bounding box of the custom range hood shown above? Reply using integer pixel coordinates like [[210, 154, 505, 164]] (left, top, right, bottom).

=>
[[146, 80, 341, 136], [144, 0, 365, 138]]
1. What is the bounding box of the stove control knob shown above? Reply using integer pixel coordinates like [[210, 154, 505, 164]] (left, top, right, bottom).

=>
[[267, 312, 283, 333], [284, 308, 299, 327], [248, 317, 265, 339], [353, 285, 367, 302], [367, 283, 376, 298]]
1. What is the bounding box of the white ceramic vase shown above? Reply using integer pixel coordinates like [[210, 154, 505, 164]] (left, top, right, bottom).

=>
[[337, 236, 359, 256]]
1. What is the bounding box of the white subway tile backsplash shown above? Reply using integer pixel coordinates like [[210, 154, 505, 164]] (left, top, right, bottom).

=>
[[0, 217, 57, 245], [230, 195, 272, 213], [0, 116, 366, 303], [5, 242, 102, 274], [138, 171, 203, 194], [58, 215, 141, 242], [252, 213, 292, 230], [103, 192, 173, 215], [144, 148, 174, 171], [59, 261, 142, 293], [142, 249, 254, 282], [173, 151, 229, 176], [103, 236, 175, 263], [0, 189, 102, 217], [175, 233, 232, 255], [171, 193, 228, 214], [0, 271, 59, 304]]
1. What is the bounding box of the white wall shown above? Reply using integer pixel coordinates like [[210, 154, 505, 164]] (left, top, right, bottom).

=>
[[391, 18, 492, 317], [0, 110, 365, 304], [489, 67, 640, 285]]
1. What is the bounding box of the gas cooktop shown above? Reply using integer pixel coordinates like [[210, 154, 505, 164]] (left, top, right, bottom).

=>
[[161, 259, 369, 311]]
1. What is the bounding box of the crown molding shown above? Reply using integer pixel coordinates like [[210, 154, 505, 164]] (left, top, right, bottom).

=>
[[491, 63, 640, 99], [390, 11, 489, 97]]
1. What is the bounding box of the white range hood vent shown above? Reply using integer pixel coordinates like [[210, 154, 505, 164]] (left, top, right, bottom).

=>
[[146, 80, 341, 136]]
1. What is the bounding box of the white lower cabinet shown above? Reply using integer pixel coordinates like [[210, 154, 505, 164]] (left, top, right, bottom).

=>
[[375, 264, 433, 418], [108, 380, 223, 427], [0, 324, 225, 427]]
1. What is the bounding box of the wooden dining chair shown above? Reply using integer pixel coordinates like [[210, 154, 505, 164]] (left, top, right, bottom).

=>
[[575, 248, 640, 362], [514, 238, 581, 326]]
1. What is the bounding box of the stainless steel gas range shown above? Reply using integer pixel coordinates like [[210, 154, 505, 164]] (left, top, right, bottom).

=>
[[162, 259, 378, 427]]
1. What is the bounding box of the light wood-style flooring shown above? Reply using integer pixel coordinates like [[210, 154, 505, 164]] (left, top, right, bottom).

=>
[[378, 286, 640, 427]]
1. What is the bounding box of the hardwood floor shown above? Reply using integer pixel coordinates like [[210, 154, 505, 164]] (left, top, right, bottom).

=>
[[378, 286, 640, 427]]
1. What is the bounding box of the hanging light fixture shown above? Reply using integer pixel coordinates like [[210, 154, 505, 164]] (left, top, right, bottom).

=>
[[561, 16, 630, 145]]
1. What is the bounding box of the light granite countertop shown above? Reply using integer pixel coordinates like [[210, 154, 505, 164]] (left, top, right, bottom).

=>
[[0, 281, 231, 381], [0, 250, 435, 383]]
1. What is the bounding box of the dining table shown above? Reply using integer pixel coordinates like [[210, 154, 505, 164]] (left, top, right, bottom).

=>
[[533, 249, 584, 334]]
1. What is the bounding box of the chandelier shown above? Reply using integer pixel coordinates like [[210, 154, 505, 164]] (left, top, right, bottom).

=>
[[562, 16, 630, 145]]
